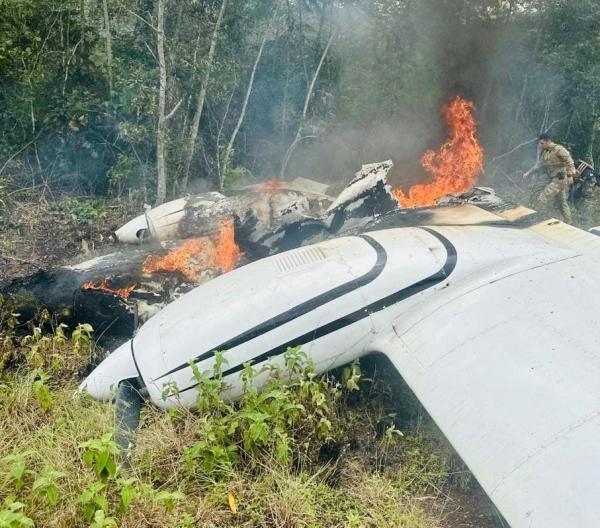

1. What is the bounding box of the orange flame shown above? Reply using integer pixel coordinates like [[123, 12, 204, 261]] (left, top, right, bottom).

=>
[[82, 279, 137, 298], [213, 219, 243, 273], [142, 219, 243, 281], [258, 179, 284, 194], [393, 96, 484, 208]]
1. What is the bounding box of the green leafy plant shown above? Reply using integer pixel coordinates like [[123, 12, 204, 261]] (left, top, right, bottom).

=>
[[89, 509, 117, 528], [0, 295, 19, 368], [0, 499, 34, 528], [31, 370, 53, 412], [116, 477, 138, 512], [2, 453, 32, 492], [79, 433, 119, 481], [67, 199, 103, 224], [342, 361, 362, 391], [77, 482, 108, 522], [184, 347, 342, 478], [72, 323, 94, 360], [176, 513, 196, 528], [32, 467, 64, 506], [153, 490, 185, 514]]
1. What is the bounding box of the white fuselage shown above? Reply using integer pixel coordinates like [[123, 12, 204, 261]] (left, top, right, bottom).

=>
[[83, 206, 600, 528]]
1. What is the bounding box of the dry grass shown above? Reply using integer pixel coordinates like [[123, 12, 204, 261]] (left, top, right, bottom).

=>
[[0, 364, 469, 528]]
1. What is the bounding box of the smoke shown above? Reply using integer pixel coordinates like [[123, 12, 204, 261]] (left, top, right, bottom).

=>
[[276, 0, 569, 200], [283, 1, 445, 192]]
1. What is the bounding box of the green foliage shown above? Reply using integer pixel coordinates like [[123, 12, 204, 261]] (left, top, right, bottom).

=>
[[0, 296, 19, 372], [79, 433, 119, 482], [2, 313, 95, 377], [152, 490, 186, 514], [0, 499, 34, 528], [31, 467, 65, 506], [116, 477, 137, 512], [77, 482, 109, 522], [342, 360, 361, 391], [1, 453, 32, 493], [71, 323, 94, 359], [183, 347, 339, 478], [0, 352, 472, 528], [31, 370, 53, 412], [67, 200, 103, 225], [222, 165, 253, 190], [89, 509, 118, 528]]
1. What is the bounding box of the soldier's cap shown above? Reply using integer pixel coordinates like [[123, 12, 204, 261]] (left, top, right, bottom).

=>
[[537, 132, 552, 141]]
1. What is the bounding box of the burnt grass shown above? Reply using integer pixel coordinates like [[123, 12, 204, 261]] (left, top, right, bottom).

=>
[[0, 196, 503, 527]]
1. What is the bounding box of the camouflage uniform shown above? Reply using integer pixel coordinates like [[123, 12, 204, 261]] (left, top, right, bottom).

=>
[[575, 164, 600, 227], [529, 142, 576, 224]]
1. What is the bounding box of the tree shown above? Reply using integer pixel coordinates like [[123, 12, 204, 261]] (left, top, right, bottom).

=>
[[181, 0, 228, 192]]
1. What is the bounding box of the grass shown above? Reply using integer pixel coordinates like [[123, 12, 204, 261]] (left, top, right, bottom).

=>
[[0, 312, 483, 528]]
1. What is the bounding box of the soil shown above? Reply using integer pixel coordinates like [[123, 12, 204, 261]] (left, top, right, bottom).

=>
[[0, 196, 140, 282], [439, 483, 506, 528]]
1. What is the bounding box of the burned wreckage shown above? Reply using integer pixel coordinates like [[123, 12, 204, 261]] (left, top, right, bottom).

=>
[[4, 161, 600, 527]]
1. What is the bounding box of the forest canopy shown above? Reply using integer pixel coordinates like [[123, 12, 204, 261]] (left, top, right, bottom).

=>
[[0, 0, 598, 204]]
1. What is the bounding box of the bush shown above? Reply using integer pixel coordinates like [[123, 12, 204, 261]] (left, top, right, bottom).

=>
[[0, 315, 466, 527]]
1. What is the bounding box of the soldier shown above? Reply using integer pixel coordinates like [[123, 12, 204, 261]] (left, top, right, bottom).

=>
[[573, 160, 600, 226], [523, 133, 576, 224]]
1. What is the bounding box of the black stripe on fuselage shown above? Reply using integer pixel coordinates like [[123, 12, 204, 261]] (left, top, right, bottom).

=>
[[151, 234, 387, 382], [176, 227, 457, 394]]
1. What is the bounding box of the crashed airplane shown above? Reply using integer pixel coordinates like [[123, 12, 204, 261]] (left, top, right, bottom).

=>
[[79, 159, 600, 528]]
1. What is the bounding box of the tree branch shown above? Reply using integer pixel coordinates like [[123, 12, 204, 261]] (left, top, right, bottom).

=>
[[126, 8, 158, 32], [165, 98, 183, 121]]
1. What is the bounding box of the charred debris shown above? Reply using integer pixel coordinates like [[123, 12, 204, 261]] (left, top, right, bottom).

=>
[[1, 161, 517, 343]]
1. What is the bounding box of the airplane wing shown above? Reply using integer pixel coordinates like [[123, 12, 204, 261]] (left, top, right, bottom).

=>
[[372, 213, 600, 528], [84, 202, 600, 527]]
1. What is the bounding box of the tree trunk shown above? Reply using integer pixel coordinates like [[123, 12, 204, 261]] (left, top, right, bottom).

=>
[[102, 0, 113, 95], [155, 0, 168, 205], [181, 0, 228, 192], [280, 29, 335, 179], [221, 33, 268, 190]]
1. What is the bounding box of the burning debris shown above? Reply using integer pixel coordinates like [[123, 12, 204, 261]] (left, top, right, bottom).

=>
[[116, 178, 332, 244], [393, 96, 484, 207], [142, 219, 242, 281], [0, 171, 397, 341], [81, 279, 138, 299], [1, 97, 493, 342]]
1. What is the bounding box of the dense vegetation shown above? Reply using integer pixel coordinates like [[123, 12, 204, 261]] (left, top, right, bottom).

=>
[[1, 0, 599, 204], [0, 299, 489, 528], [1, 1, 598, 525]]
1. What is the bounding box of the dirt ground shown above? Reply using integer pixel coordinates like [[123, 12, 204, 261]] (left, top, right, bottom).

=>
[[0, 196, 140, 282]]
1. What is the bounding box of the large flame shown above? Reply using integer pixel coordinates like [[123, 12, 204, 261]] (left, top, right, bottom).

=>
[[82, 279, 137, 298], [394, 96, 484, 207], [142, 219, 242, 281]]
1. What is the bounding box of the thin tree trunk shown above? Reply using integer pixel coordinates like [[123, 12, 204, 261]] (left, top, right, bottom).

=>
[[102, 0, 113, 95], [216, 86, 236, 177], [181, 0, 228, 192], [587, 102, 597, 163], [155, 0, 168, 205], [220, 33, 268, 190], [280, 29, 335, 179]]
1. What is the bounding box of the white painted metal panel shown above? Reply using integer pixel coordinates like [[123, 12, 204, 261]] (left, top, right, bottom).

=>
[[84, 209, 600, 527]]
